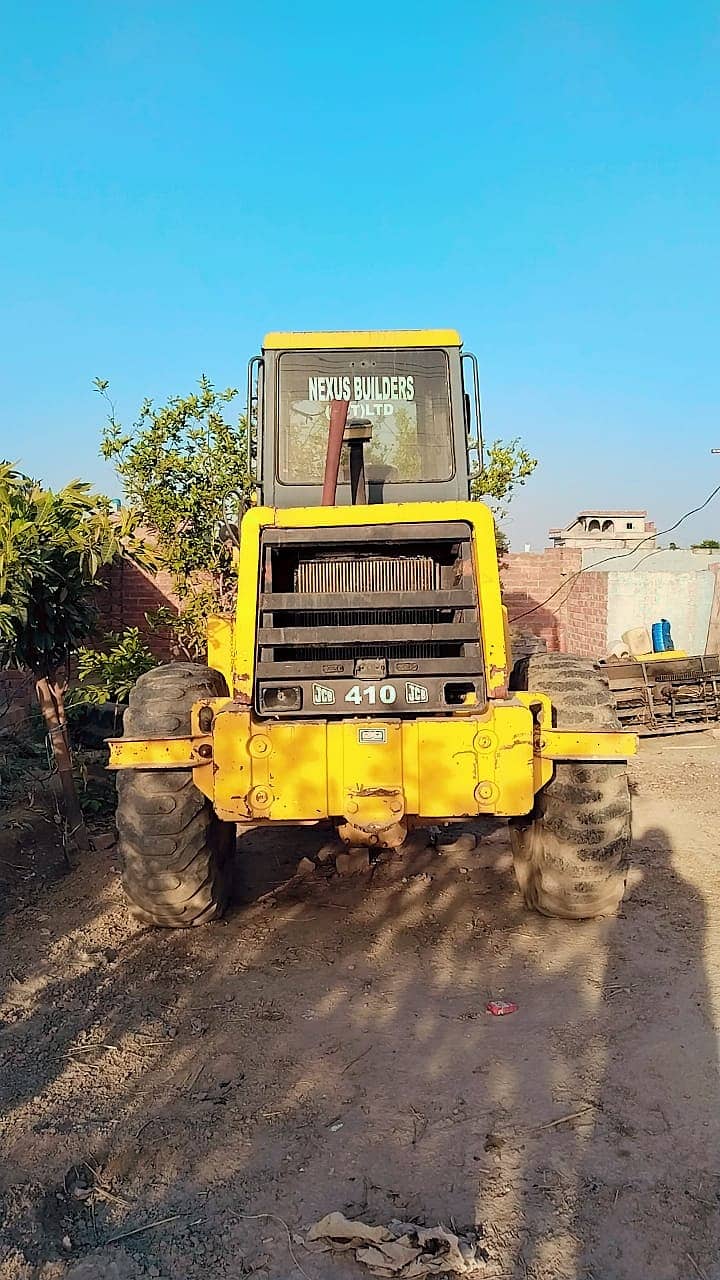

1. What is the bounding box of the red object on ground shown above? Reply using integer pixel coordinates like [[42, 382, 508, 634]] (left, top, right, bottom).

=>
[[486, 1000, 519, 1016]]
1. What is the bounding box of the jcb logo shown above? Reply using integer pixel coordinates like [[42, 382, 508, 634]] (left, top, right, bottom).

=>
[[313, 684, 336, 705], [405, 682, 429, 704]]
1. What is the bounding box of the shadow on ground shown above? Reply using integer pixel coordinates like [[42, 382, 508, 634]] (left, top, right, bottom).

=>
[[1, 753, 719, 1280]]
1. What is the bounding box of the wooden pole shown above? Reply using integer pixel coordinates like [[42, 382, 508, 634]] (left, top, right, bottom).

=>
[[35, 675, 90, 853]]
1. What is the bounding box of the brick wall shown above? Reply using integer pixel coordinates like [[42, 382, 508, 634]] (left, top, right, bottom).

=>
[[560, 571, 609, 657], [501, 548, 579, 652], [98, 557, 180, 657], [501, 548, 608, 658]]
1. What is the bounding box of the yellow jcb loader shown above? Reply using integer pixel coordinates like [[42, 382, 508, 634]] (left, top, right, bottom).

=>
[[109, 330, 636, 925]]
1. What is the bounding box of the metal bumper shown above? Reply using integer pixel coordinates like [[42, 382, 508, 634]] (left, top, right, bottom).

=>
[[108, 695, 636, 829]]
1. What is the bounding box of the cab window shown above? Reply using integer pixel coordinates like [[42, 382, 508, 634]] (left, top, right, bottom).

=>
[[277, 348, 454, 485]]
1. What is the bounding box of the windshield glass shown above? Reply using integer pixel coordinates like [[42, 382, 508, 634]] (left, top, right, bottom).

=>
[[277, 348, 454, 485]]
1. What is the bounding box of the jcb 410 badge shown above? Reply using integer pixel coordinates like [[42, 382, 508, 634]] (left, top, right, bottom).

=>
[[342, 682, 429, 706]]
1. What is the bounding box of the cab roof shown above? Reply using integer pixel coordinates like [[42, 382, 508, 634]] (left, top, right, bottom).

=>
[[262, 328, 462, 350]]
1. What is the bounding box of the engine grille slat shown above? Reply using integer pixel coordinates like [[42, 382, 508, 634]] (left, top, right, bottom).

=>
[[259, 623, 478, 645], [261, 590, 474, 610]]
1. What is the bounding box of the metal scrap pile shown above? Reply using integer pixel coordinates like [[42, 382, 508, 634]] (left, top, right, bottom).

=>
[[602, 654, 720, 734]]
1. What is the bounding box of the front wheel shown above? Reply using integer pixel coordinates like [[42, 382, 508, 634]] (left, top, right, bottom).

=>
[[509, 653, 631, 920], [116, 663, 235, 927]]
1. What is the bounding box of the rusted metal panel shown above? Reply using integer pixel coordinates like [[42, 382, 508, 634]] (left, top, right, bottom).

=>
[[603, 655, 720, 733]]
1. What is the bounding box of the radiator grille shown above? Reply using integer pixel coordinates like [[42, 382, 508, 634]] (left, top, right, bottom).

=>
[[254, 521, 485, 716], [295, 554, 440, 595], [293, 554, 441, 640]]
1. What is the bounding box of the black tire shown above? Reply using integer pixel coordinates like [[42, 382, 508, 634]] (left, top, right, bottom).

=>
[[509, 653, 631, 920], [116, 663, 235, 927]]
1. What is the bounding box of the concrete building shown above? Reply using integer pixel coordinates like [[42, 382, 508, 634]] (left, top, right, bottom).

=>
[[549, 510, 656, 550]]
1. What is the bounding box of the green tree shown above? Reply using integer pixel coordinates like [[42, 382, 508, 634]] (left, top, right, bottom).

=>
[[0, 465, 150, 849], [73, 628, 157, 704], [691, 539, 720, 550], [471, 437, 538, 552], [98, 376, 249, 658]]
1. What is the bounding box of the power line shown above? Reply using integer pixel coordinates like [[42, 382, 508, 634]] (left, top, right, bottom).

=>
[[509, 480, 720, 623]]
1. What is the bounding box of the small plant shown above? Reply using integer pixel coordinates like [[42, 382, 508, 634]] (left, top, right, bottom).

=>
[[75, 752, 117, 823], [74, 628, 157, 705], [0, 467, 152, 849]]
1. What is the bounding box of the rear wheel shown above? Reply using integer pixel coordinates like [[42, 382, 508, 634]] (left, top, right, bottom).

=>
[[116, 663, 234, 927], [509, 653, 631, 920]]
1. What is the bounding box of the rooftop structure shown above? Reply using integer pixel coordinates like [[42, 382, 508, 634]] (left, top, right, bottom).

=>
[[549, 510, 656, 550]]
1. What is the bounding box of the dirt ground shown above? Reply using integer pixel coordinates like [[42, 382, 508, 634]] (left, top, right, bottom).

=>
[[1, 737, 720, 1280]]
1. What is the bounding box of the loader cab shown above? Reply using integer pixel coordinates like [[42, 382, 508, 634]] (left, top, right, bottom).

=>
[[247, 330, 482, 508]]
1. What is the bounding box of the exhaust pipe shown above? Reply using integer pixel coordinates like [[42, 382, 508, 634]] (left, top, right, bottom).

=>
[[321, 399, 350, 506]]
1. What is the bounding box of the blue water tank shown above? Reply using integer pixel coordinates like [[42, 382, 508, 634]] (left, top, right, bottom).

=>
[[652, 619, 674, 652]]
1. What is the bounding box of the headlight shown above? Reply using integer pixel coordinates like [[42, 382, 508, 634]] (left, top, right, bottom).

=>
[[260, 685, 303, 713]]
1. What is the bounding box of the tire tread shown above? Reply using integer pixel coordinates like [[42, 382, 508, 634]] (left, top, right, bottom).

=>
[[116, 663, 234, 927], [509, 654, 631, 919]]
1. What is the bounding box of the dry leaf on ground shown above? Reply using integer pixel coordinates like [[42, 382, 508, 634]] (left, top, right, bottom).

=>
[[304, 1212, 486, 1276]]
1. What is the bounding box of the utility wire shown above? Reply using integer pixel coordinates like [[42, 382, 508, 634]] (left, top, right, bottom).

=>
[[509, 480, 720, 623]]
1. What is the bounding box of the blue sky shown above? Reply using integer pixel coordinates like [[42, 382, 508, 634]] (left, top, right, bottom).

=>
[[1, 1, 718, 548]]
